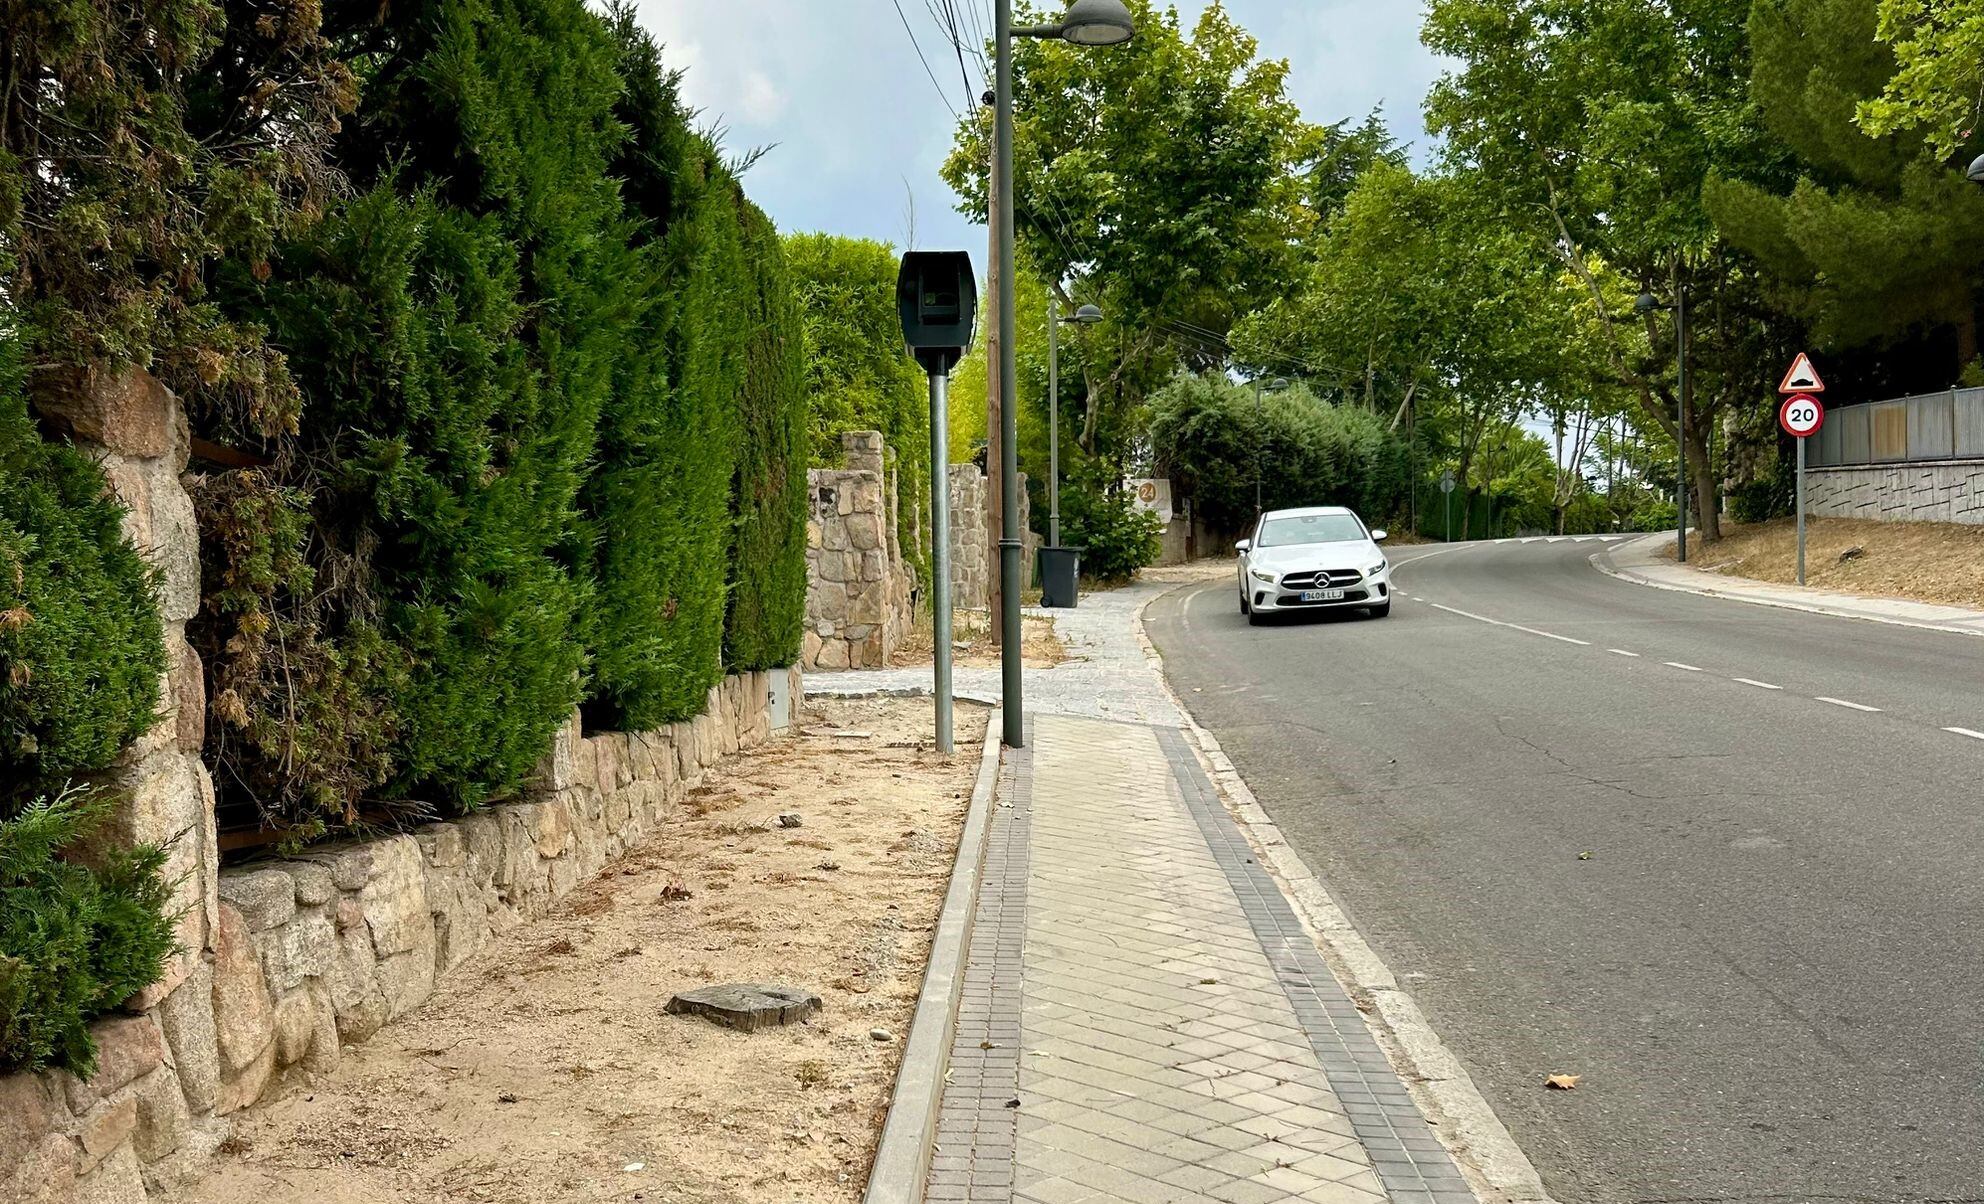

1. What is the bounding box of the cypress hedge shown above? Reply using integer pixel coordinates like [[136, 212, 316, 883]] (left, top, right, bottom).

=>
[[0, 790, 177, 1076], [726, 200, 811, 672], [0, 346, 164, 814]]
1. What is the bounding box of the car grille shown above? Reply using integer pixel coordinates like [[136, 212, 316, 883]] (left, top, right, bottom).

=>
[[1278, 568, 1363, 590], [1277, 587, 1371, 606]]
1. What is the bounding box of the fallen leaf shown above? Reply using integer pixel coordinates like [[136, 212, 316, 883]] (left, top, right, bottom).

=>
[[1545, 1074, 1581, 1091]]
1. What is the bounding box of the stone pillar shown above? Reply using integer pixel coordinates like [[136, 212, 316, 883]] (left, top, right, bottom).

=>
[[35, 365, 226, 1185]]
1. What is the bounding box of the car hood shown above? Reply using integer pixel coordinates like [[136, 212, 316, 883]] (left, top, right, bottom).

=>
[[1249, 539, 1379, 571]]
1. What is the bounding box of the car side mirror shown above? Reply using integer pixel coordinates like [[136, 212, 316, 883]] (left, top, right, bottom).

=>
[[1370, 529, 1389, 543], [1235, 539, 1251, 553]]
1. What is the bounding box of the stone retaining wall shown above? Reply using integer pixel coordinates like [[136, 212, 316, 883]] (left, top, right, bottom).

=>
[[2, 366, 800, 1204], [1805, 461, 1984, 525], [804, 431, 915, 670], [945, 463, 1035, 612]]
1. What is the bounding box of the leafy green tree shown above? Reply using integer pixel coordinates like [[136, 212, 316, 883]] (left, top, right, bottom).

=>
[[1707, 0, 1984, 370], [944, 0, 1324, 458], [1423, 0, 1795, 539], [1860, 0, 1984, 157]]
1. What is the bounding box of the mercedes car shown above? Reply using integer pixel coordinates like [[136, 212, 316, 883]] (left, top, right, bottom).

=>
[[1236, 506, 1391, 624]]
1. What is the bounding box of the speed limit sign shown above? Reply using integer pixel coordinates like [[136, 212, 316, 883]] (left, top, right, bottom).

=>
[[1779, 393, 1824, 438]]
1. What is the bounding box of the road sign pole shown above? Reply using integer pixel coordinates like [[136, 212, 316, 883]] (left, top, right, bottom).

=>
[[1445, 489, 1452, 543], [929, 370, 954, 754], [1796, 431, 1807, 588]]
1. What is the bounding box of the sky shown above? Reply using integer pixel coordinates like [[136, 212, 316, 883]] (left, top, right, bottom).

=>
[[631, 1, 1450, 265]]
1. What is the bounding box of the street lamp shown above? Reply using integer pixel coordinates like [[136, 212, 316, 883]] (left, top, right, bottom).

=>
[[1048, 300, 1103, 548], [1635, 287, 1690, 563], [994, 0, 1134, 749], [1254, 377, 1289, 519], [1968, 153, 1984, 186]]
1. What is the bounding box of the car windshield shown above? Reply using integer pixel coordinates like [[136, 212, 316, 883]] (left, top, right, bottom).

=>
[[1257, 514, 1366, 548]]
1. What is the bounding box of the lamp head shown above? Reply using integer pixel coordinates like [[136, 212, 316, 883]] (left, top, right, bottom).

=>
[[1059, 0, 1136, 45], [1071, 304, 1105, 325], [1634, 292, 1663, 315], [1968, 153, 1984, 186], [1267, 377, 1291, 393]]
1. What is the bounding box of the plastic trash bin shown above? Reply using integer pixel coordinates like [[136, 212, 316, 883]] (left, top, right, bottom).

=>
[[1039, 546, 1083, 609]]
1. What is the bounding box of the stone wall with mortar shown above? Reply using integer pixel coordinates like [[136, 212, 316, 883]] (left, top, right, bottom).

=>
[[804, 431, 915, 670], [1805, 461, 1984, 525], [2, 370, 801, 1204]]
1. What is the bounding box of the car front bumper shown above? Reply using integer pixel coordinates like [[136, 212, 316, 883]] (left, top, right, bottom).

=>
[[1248, 572, 1390, 613]]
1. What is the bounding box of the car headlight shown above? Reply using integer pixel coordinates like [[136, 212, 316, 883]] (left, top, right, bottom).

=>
[[1249, 569, 1277, 584], [1367, 561, 1388, 577]]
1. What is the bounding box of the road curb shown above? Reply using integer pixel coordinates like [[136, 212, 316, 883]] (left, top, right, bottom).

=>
[[861, 708, 1004, 1204], [805, 682, 1004, 706], [1134, 580, 1562, 1204], [1595, 533, 1984, 639]]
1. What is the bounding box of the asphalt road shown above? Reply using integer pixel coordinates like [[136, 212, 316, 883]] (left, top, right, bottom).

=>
[[1146, 537, 1984, 1204]]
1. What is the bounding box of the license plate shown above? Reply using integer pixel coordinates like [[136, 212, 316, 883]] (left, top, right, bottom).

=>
[[1301, 589, 1345, 602]]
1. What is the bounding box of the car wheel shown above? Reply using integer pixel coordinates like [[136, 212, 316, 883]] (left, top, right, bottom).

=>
[[1239, 591, 1251, 616], [1247, 609, 1267, 627], [1367, 601, 1392, 619]]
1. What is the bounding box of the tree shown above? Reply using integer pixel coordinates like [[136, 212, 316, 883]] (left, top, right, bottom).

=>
[[943, 0, 1324, 458], [1423, 0, 1795, 540], [1859, 0, 1984, 158], [1706, 0, 1984, 372]]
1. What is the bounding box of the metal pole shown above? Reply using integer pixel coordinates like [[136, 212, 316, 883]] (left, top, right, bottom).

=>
[[1675, 279, 1689, 563], [1254, 379, 1264, 519], [930, 371, 954, 754], [1796, 432, 1807, 587], [1049, 298, 1061, 548], [1445, 487, 1452, 543], [995, 0, 1025, 750]]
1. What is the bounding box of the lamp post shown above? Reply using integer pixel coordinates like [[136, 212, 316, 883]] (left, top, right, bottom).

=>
[[1636, 286, 1689, 563], [1048, 300, 1103, 548], [994, 0, 1134, 749], [1253, 377, 1289, 519]]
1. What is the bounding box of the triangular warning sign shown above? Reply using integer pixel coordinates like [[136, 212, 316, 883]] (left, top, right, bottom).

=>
[[1779, 352, 1825, 394]]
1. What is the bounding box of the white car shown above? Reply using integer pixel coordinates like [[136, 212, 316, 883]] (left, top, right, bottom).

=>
[[1236, 506, 1392, 624]]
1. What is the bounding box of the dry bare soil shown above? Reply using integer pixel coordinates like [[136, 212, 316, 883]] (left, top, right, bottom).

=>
[[892, 608, 1062, 669], [162, 699, 988, 1204], [1681, 516, 1984, 609]]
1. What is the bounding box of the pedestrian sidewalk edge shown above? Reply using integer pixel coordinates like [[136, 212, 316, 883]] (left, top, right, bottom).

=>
[[1596, 533, 1984, 638], [1132, 581, 1562, 1204], [863, 709, 1004, 1204]]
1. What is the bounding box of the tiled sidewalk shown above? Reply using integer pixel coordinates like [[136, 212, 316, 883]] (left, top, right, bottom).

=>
[[925, 713, 1476, 1204]]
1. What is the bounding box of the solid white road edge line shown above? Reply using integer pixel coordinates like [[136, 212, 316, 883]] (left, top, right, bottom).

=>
[[1816, 697, 1882, 712], [1140, 582, 1560, 1204]]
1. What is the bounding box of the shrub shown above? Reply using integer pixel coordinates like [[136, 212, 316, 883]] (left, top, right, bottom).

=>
[[0, 790, 177, 1076], [0, 354, 164, 814], [1147, 374, 1412, 534], [1731, 459, 1795, 523], [1061, 465, 1164, 583]]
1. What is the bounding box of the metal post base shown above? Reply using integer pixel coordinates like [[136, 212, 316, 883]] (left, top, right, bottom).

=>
[[999, 537, 1025, 749]]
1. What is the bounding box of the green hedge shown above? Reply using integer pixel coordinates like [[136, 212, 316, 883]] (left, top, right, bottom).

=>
[[0, 347, 164, 814], [726, 201, 811, 671], [200, 0, 809, 834], [784, 234, 931, 578], [1147, 374, 1412, 534], [1, 790, 177, 1075]]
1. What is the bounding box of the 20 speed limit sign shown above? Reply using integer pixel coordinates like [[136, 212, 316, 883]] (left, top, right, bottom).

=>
[[1779, 393, 1824, 438]]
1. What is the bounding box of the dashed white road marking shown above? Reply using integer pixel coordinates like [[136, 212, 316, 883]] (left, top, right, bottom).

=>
[[1427, 602, 1589, 646], [1944, 727, 1984, 742], [1608, 649, 1640, 658], [1817, 697, 1881, 713], [1511, 624, 1591, 646], [1734, 678, 1783, 690], [1664, 662, 1705, 672]]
